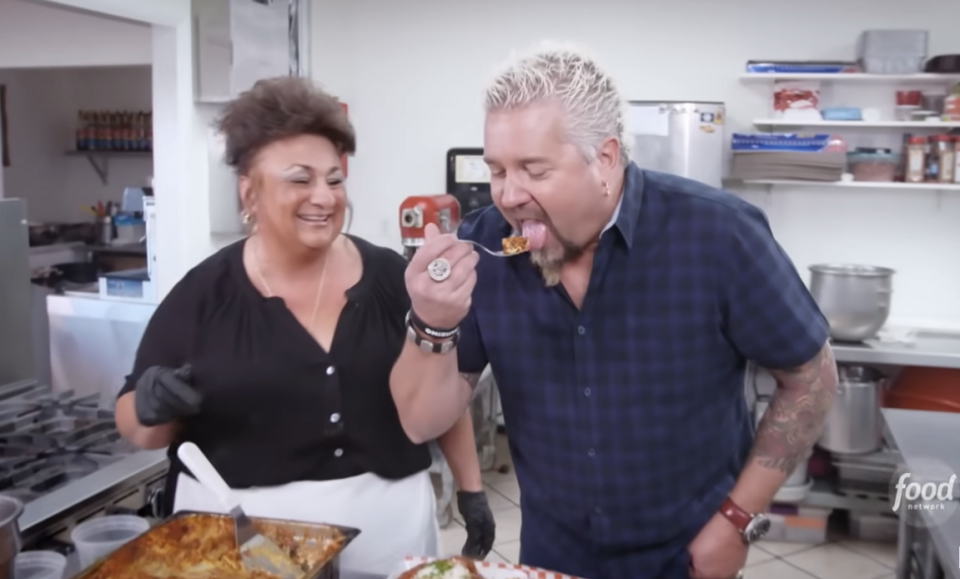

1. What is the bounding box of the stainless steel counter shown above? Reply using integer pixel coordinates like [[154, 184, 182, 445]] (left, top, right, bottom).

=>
[[21, 449, 168, 539], [28, 243, 90, 271], [30, 242, 147, 257], [28, 242, 87, 255], [883, 409, 960, 579], [833, 330, 960, 370], [88, 242, 147, 256]]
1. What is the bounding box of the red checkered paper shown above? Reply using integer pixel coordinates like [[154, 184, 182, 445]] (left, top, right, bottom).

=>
[[386, 556, 587, 579]]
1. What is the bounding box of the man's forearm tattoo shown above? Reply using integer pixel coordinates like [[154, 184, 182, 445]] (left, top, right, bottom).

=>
[[461, 372, 484, 404], [461, 372, 481, 390], [750, 343, 838, 474]]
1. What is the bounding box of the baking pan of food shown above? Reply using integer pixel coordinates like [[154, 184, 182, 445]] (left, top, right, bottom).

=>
[[71, 511, 360, 579]]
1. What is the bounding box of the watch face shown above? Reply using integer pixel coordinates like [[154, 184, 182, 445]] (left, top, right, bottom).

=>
[[743, 515, 771, 544]]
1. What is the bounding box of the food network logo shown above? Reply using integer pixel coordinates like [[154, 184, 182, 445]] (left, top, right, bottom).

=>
[[892, 473, 957, 512], [888, 458, 959, 529]]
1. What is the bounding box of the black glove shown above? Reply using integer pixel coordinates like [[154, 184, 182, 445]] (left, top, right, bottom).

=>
[[134, 364, 202, 426], [458, 490, 495, 559]]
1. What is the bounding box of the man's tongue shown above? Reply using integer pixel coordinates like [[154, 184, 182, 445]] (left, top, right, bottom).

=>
[[521, 221, 547, 250]]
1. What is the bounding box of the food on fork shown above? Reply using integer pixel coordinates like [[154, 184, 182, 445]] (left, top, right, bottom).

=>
[[397, 556, 483, 579], [501, 236, 530, 256]]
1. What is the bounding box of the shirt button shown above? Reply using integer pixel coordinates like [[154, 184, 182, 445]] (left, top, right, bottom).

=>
[[584, 388, 592, 397], [330, 413, 341, 423], [326, 366, 335, 376], [577, 325, 586, 335], [334, 448, 344, 457], [587, 448, 596, 457]]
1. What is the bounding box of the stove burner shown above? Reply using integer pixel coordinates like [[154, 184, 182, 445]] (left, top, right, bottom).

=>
[[0, 381, 134, 502]]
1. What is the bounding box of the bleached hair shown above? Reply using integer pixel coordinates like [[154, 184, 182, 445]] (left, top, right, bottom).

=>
[[484, 41, 630, 166]]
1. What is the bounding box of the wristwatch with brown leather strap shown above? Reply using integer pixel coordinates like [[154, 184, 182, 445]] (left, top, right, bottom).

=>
[[719, 497, 771, 545]]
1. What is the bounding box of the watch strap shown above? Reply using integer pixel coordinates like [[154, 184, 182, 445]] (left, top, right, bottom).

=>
[[719, 497, 752, 533]]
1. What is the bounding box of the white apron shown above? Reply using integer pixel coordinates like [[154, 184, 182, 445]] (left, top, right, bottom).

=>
[[173, 470, 439, 576]]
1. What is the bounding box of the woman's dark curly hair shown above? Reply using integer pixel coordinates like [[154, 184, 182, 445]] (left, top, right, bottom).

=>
[[215, 76, 356, 174]]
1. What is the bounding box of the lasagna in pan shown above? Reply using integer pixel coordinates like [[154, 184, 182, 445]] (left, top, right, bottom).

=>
[[500, 236, 530, 256]]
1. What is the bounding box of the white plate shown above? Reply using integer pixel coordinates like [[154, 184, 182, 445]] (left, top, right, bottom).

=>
[[386, 560, 530, 579], [478, 568, 530, 579], [389, 557, 586, 579]]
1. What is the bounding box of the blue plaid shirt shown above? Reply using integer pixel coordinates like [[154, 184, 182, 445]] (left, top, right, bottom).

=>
[[457, 163, 828, 568]]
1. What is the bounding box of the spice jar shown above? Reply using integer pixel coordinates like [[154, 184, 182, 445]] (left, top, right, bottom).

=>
[[934, 135, 956, 183], [925, 136, 938, 182], [945, 83, 960, 121], [905, 136, 927, 183], [953, 137, 960, 183], [954, 140, 960, 184]]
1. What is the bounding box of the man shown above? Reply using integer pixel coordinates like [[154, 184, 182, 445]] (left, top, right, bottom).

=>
[[391, 42, 838, 579]]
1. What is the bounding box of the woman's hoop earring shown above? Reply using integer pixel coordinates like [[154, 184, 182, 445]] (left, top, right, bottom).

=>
[[343, 200, 353, 233], [241, 211, 252, 225]]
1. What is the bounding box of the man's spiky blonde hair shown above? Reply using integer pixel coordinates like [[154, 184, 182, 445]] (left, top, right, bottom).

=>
[[484, 41, 630, 166]]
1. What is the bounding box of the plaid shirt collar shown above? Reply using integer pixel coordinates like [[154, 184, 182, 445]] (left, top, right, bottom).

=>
[[607, 161, 644, 249]]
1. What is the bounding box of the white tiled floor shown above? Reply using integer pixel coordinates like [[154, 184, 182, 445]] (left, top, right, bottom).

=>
[[439, 435, 898, 579]]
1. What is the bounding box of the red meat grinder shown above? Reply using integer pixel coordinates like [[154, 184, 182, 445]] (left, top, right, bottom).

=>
[[399, 195, 461, 261]]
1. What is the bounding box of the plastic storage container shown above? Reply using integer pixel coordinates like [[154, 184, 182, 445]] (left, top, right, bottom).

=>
[[764, 505, 833, 543], [71, 515, 150, 570], [896, 90, 922, 106], [847, 151, 900, 182], [848, 511, 899, 543], [820, 107, 862, 121], [857, 29, 928, 74], [895, 105, 920, 121], [13, 551, 67, 579]]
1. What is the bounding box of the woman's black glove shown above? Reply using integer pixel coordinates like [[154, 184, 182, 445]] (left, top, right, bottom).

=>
[[134, 364, 202, 426], [458, 490, 496, 559]]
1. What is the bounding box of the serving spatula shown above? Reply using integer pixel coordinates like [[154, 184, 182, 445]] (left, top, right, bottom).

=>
[[177, 442, 303, 579]]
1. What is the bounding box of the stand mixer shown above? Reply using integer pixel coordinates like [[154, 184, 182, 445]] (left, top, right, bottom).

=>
[[398, 148, 491, 261], [398, 195, 461, 261]]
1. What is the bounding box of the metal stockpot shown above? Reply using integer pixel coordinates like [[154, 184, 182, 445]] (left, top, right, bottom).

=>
[[819, 364, 887, 455]]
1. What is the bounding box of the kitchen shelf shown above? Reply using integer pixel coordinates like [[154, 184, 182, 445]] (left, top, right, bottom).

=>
[[832, 330, 960, 369], [740, 73, 960, 83], [800, 479, 890, 515], [65, 150, 152, 185], [735, 179, 960, 191], [753, 119, 960, 129]]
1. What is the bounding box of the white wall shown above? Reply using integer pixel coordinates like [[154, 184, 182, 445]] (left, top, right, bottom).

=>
[[310, 0, 960, 326], [0, 0, 151, 68], [0, 65, 153, 222]]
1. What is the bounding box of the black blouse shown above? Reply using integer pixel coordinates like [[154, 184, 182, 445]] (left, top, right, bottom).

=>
[[118, 235, 431, 498]]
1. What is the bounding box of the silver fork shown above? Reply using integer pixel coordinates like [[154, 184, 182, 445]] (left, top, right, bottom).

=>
[[460, 239, 524, 257]]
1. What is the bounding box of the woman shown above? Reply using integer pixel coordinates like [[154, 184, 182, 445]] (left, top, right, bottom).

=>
[[114, 76, 495, 575]]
